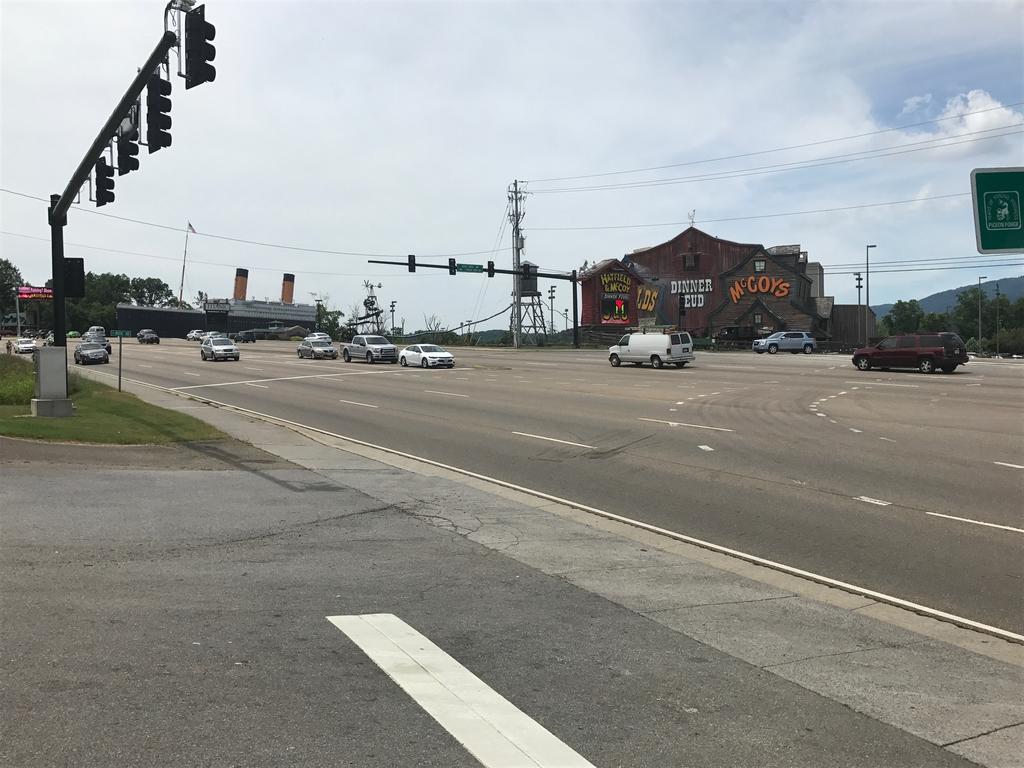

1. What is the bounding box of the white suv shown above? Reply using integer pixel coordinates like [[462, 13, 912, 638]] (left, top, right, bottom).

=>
[[200, 336, 240, 361], [753, 331, 816, 355]]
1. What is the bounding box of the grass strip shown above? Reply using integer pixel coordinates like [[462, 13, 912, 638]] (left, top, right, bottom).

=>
[[0, 355, 224, 444]]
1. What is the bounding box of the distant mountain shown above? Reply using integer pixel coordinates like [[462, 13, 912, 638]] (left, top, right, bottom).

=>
[[872, 275, 1024, 318]]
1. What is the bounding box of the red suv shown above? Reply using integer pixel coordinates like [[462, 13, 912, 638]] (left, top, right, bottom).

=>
[[852, 333, 968, 374]]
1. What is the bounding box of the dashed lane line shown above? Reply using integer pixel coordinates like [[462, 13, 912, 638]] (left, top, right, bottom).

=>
[[328, 614, 596, 768], [244, 383, 269, 389], [424, 390, 470, 398], [925, 512, 1024, 534], [170, 370, 382, 390], [879, 437, 896, 442], [855, 496, 892, 506], [844, 381, 919, 388], [511, 432, 595, 450], [994, 461, 1024, 469], [698, 445, 714, 452], [637, 417, 734, 433], [849, 428, 863, 433], [338, 399, 379, 409]]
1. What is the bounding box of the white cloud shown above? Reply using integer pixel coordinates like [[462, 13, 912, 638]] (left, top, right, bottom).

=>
[[899, 94, 932, 116]]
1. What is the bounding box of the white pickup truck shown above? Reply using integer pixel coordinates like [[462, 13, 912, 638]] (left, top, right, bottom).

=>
[[341, 334, 398, 364]]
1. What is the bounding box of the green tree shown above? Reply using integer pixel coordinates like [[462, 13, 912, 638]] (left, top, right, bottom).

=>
[[0, 258, 24, 321], [951, 287, 1006, 340], [885, 300, 924, 333], [919, 312, 953, 332], [129, 276, 173, 306]]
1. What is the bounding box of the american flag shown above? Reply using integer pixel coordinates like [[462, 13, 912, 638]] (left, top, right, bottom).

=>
[[187, 222, 196, 234]]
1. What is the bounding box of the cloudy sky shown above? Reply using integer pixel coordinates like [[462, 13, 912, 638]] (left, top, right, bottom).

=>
[[2, 0, 1022, 330]]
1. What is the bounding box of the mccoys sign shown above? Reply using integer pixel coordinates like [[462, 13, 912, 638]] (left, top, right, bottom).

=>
[[729, 275, 791, 303]]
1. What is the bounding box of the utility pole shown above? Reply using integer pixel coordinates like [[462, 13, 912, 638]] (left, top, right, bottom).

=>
[[509, 180, 525, 349], [15, 290, 21, 338], [390, 301, 396, 334], [548, 285, 556, 334], [995, 283, 1000, 356], [854, 272, 863, 346], [864, 244, 876, 336], [978, 276, 987, 347]]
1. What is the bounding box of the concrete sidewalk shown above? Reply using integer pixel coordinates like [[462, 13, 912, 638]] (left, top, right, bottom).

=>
[[4, 371, 1023, 767]]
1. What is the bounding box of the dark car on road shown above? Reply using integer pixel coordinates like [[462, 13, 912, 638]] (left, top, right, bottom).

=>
[[852, 332, 968, 374], [74, 342, 109, 365], [230, 330, 256, 343], [82, 333, 112, 354], [137, 331, 160, 344]]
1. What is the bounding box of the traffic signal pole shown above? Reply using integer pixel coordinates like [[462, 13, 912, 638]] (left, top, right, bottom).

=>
[[48, 30, 177, 347]]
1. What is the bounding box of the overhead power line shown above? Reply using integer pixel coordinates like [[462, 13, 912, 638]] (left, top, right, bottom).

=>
[[824, 262, 1023, 276], [0, 187, 498, 259], [524, 100, 1024, 183], [529, 128, 1024, 194], [528, 192, 971, 231], [0, 231, 449, 278]]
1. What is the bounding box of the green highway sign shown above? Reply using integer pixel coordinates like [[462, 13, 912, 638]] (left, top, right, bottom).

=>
[[971, 167, 1024, 254], [456, 263, 484, 273], [111, 329, 132, 337]]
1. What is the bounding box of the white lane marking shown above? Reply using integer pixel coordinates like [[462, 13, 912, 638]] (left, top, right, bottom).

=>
[[829, 419, 838, 424], [879, 437, 896, 442], [669, 408, 678, 412], [844, 381, 919, 388], [338, 399, 379, 409], [171, 370, 379, 390], [828, 395, 837, 399], [855, 496, 892, 506], [328, 614, 595, 768], [138, 364, 153, 368], [637, 417, 734, 433], [455, 377, 471, 381], [967, 383, 982, 387], [244, 367, 264, 372], [925, 512, 1024, 534], [710, 391, 720, 396], [698, 444, 714, 452], [849, 428, 863, 433], [244, 383, 269, 389], [838, 391, 847, 395], [816, 413, 827, 417], [993, 461, 1024, 469], [83, 369, 1024, 645], [851, 386, 859, 390], [512, 432, 594, 450], [424, 390, 469, 398]]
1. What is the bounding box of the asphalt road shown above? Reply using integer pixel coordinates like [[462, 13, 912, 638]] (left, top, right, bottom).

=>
[[84, 339, 1023, 633]]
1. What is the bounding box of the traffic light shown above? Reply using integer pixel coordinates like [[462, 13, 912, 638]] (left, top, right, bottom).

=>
[[146, 72, 172, 153], [487, 260, 495, 277], [117, 129, 139, 175], [64, 258, 86, 298], [448, 258, 457, 275], [407, 254, 416, 272], [184, 5, 216, 90], [94, 157, 115, 207]]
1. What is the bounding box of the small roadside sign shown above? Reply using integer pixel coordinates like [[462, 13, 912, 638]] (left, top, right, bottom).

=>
[[971, 167, 1024, 254], [111, 329, 132, 337], [456, 263, 484, 273]]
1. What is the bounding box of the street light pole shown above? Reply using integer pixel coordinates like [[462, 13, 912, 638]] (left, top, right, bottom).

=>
[[978, 276, 987, 348], [865, 245, 876, 337], [995, 283, 1000, 356], [548, 285, 556, 334], [854, 272, 863, 346]]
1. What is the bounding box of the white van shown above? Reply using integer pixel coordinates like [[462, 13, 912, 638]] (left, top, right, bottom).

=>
[[87, 325, 106, 336], [609, 331, 695, 369]]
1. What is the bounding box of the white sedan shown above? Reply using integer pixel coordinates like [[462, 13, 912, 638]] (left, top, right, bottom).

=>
[[15, 338, 37, 354], [399, 344, 455, 368]]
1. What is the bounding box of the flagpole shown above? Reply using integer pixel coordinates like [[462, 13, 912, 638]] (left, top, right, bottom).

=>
[[178, 224, 190, 306]]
